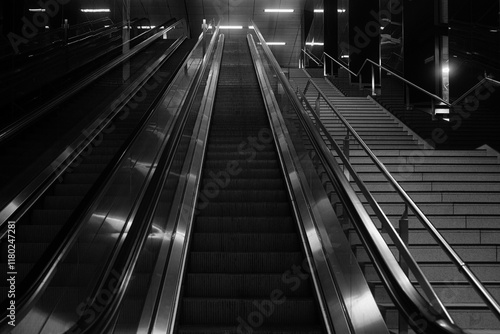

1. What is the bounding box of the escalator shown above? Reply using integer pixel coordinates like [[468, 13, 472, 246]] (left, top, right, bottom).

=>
[[175, 34, 326, 333], [0, 35, 196, 309]]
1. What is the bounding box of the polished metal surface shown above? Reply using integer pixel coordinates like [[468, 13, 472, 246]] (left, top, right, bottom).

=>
[[0, 21, 188, 233], [0, 19, 186, 145], [8, 27, 215, 334], [248, 29, 389, 334], [139, 31, 224, 334]]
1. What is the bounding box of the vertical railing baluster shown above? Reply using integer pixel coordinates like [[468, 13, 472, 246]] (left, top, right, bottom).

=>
[[399, 203, 409, 334]]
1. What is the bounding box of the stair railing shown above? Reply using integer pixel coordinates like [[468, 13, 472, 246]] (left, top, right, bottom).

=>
[[301, 78, 500, 324], [252, 20, 465, 334], [450, 75, 500, 106], [301, 48, 323, 67], [322, 52, 451, 112]]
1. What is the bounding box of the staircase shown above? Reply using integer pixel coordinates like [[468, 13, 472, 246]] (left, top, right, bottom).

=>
[[175, 37, 325, 333], [291, 71, 500, 333]]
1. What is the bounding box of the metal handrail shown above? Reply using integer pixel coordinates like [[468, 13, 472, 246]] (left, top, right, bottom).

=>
[[252, 20, 464, 334], [0, 31, 189, 331], [301, 48, 322, 66], [302, 79, 451, 318], [304, 78, 500, 322], [323, 52, 452, 107], [451, 76, 500, 106]]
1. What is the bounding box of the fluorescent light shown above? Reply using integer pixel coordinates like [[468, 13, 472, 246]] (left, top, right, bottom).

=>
[[341, 55, 349, 58], [81, 9, 110, 13], [442, 66, 450, 74], [306, 42, 324, 46], [265, 42, 286, 45], [314, 9, 324, 13], [138, 25, 155, 29], [248, 26, 255, 29], [219, 26, 243, 29], [264, 9, 294, 13], [338, 9, 346, 13], [29, 8, 46, 12]]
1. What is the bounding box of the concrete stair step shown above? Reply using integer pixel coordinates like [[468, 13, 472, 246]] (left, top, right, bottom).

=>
[[379, 304, 500, 330], [348, 229, 499, 246], [357, 191, 500, 203], [370, 282, 500, 304], [361, 263, 500, 282], [362, 202, 500, 215], [354, 244, 499, 263]]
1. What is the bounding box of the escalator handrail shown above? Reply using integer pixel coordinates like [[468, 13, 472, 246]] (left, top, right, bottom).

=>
[[0, 18, 180, 146], [64, 25, 222, 334], [322, 51, 452, 107], [0, 17, 121, 61], [303, 78, 500, 322], [0, 20, 185, 233], [251, 20, 466, 334], [249, 33, 357, 334], [0, 35, 188, 330]]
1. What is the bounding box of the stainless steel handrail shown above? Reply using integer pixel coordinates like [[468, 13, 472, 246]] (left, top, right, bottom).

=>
[[0, 32, 191, 331], [451, 75, 500, 106], [303, 78, 500, 322], [323, 52, 452, 107], [301, 48, 322, 66], [69, 27, 224, 334], [302, 79, 449, 314], [139, 30, 224, 334]]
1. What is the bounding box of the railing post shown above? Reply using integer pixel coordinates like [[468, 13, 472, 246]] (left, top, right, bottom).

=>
[[398, 204, 409, 334], [358, 74, 363, 90], [371, 64, 376, 96], [405, 83, 411, 111], [315, 93, 321, 119], [343, 130, 350, 180]]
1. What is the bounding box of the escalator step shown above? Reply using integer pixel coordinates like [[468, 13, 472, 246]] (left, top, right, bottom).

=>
[[194, 190, 288, 203], [176, 326, 324, 334], [190, 233, 300, 252], [16, 225, 64, 242], [53, 183, 92, 196], [196, 202, 291, 217], [43, 195, 83, 209], [187, 252, 304, 273], [194, 217, 295, 233], [179, 298, 319, 325], [31, 209, 72, 225], [183, 273, 311, 298], [199, 179, 285, 190]]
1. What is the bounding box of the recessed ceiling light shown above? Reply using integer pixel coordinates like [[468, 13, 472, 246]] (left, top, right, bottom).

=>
[[337, 9, 346, 13], [81, 9, 110, 12], [264, 9, 294, 13]]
